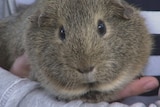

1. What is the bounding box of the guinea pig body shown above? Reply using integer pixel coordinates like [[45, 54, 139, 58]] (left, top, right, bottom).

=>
[[0, 0, 152, 102]]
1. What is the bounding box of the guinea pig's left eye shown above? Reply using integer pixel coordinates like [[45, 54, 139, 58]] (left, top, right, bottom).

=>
[[59, 26, 66, 41], [97, 20, 106, 36]]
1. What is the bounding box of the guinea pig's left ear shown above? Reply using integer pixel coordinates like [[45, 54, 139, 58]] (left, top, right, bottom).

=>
[[112, 0, 135, 19]]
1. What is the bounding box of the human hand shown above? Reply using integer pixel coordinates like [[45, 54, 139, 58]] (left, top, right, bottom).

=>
[[10, 54, 30, 78], [10, 55, 159, 101], [117, 76, 159, 100]]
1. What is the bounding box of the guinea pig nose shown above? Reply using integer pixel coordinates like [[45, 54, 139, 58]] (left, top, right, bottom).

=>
[[77, 66, 94, 73]]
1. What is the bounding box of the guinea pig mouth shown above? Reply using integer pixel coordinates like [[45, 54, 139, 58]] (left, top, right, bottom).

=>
[[80, 90, 102, 100], [86, 82, 98, 88], [83, 81, 99, 89]]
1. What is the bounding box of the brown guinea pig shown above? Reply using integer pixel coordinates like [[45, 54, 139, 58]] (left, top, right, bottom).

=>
[[0, 0, 152, 103]]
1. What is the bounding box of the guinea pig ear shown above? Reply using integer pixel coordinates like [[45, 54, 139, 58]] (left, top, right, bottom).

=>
[[27, 10, 50, 27], [37, 13, 49, 27], [27, 10, 41, 27], [112, 0, 134, 19]]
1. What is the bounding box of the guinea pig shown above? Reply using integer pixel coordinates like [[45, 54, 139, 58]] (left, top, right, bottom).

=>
[[0, 0, 152, 103]]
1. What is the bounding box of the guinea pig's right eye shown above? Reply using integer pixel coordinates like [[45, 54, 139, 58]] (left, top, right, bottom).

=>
[[97, 20, 106, 37], [59, 26, 66, 41]]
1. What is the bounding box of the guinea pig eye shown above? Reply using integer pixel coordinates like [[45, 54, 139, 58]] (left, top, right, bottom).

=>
[[59, 26, 66, 41], [97, 20, 106, 36]]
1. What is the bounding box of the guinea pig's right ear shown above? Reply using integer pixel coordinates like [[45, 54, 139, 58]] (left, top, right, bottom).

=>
[[27, 10, 41, 27], [111, 0, 135, 19], [27, 10, 49, 27]]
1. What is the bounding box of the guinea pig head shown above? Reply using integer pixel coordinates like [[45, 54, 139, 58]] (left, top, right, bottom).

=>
[[25, 0, 152, 102]]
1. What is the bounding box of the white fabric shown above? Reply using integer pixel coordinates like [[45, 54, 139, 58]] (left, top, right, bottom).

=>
[[144, 56, 160, 76], [140, 11, 160, 34], [0, 0, 36, 18], [15, 0, 35, 5], [140, 11, 160, 76]]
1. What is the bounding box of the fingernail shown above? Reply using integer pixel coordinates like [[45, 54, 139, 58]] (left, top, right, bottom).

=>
[[144, 81, 158, 92]]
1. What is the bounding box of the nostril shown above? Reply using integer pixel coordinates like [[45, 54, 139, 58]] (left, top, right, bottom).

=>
[[77, 66, 94, 73]]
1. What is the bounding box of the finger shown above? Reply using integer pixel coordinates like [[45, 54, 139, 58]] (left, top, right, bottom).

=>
[[117, 77, 159, 100], [10, 54, 30, 78]]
